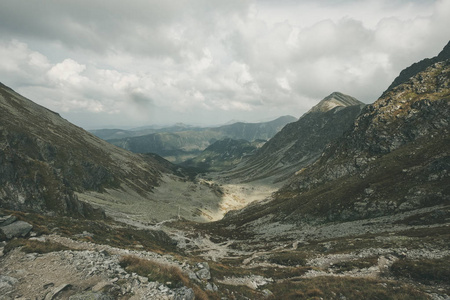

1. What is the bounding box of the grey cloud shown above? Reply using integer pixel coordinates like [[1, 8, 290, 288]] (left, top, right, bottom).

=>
[[0, 0, 449, 129]]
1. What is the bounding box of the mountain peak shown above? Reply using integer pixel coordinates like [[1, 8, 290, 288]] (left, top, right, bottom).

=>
[[308, 92, 363, 113]]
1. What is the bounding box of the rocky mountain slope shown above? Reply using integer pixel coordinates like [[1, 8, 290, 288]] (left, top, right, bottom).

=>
[[105, 116, 296, 163], [218, 54, 449, 231], [225, 92, 365, 183], [0, 83, 220, 221], [385, 40, 450, 92]]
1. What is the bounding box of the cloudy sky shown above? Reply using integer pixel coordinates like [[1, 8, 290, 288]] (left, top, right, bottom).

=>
[[1, 0, 449, 129]]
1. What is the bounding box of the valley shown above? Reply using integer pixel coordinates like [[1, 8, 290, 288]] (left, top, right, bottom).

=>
[[1, 42, 449, 299]]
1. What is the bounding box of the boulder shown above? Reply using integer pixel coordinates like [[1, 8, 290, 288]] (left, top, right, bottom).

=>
[[0, 221, 33, 239], [0, 215, 17, 227]]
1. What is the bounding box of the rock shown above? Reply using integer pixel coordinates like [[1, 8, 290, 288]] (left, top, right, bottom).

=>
[[92, 281, 112, 292], [45, 283, 71, 300], [0, 215, 17, 227], [195, 268, 211, 280], [206, 282, 218, 292], [69, 291, 114, 300], [262, 289, 274, 298], [0, 275, 18, 295], [0, 221, 33, 239], [173, 287, 195, 300]]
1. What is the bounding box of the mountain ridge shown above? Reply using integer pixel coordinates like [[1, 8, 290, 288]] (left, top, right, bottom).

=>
[[218, 58, 449, 230], [0, 83, 188, 218], [104, 115, 296, 163], [224, 92, 365, 183]]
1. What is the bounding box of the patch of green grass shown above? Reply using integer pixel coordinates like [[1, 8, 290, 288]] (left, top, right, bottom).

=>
[[4, 238, 70, 254], [391, 256, 450, 285]]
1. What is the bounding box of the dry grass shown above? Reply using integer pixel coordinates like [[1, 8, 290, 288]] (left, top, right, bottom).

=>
[[391, 256, 450, 285], [266, 276, 428, 299], [119, 255, 213, 300], [4, 238, 70, 254]]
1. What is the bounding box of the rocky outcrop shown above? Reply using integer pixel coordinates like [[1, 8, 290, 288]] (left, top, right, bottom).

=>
[[385, 40, 450, 93], [0, 214, 32, 240]]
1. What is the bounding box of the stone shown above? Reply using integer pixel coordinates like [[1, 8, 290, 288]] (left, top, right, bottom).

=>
[[205, 282, 218, 292], [0, 275, 18, 295], [45, 283, 71, 300], [0, 215, 17, 227], [262, 289, 274, 298], [92, 281, 112, 292], [195, 268, 211, 280], [69, 291, 114, 300], [174, 287, 195, 300], [0, 221, 33, 239]]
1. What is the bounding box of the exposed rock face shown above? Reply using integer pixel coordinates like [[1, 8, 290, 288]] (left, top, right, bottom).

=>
[[226, 92, 365, 182], [0, 83, 180, 218]]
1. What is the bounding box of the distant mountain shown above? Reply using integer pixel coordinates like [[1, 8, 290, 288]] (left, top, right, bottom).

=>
[[106, 115, 296, 163], [0, 83, 184, 218], [220, 50, 450, 229], [225, 92, 365, 182], [182, 138, 266, 172], [90, 123, 201, 140]]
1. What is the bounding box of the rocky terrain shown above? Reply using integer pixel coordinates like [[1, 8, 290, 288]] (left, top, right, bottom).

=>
[[0, 42, 449, 299]]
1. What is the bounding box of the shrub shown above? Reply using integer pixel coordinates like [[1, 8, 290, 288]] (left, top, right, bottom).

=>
[[391, 256, 450, 284], [4, 238, 70, 254]]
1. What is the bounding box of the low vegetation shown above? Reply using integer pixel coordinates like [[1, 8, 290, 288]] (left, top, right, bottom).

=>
[[5, 210, 177, 254], [266, 277, 428, 300], [391, 256, 450, 285], [4, 238, 70, 254], [119, 255, 212, 299]]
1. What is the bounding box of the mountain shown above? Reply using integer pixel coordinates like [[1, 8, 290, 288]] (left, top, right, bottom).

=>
[[0, 83, 217, 221], [181, 138, 266, 172], [89, 123, 200, 140], [225, 92, 365, 182], [218, 54, 449, 230], [106, 115, 296, 163], [385, 40, 450, 92]]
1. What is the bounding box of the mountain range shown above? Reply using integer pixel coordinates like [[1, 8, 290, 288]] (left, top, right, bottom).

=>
[[96, 116, 296, 163], [0, 41, 449, 299]]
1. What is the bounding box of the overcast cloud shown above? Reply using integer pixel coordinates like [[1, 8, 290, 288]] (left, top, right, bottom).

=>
[[0, 0, 449, 129]]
